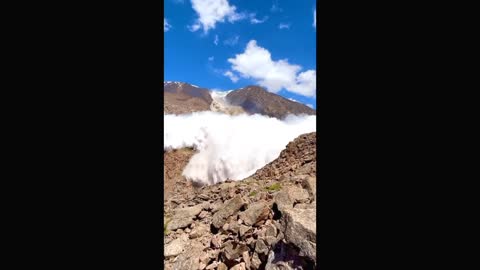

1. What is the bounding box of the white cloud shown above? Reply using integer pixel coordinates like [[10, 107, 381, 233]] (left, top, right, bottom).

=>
[[224, 35, 239, 46], [307, 104, 314, 109], [164, 18, 172, 32], [313, 10, 316, 28], [189, 0, 245, 33], [208, 56, 214, 61], [288, 98, 298, 103], [223, 71, 239, 82], [188, 24, 201, 32], [214, 34, 219, 45], [278, 23, 290, 29], [226, 40, 316, 97], [270, 2, 282, 13], [249, 13, 268, 24], [289, 70, 317, 97]]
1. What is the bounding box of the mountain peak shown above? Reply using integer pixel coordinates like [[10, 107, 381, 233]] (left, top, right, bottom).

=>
[[225, 86, 315, 119], [164, 81, 200, 88]]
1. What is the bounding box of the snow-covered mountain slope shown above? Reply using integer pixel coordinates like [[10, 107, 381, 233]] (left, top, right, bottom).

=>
[[209, 90, 246, 115]]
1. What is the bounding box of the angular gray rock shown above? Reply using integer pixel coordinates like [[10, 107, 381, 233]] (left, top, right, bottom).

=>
[[302, 177, 316, 199], [273, 191, 293, 211], [265, 223, 277, 238], [175, 204, 204, 217], [285, 186, 309, 203], [198, 210, 209, 219], [264, 236, 277, 246], [229, 220, 240, 234], [264, 250, 275, 270], [167, 204, 204, 231], [164, 237, 186, 257], [239, 201, 270, 226], [212, 196, 246, 229], [190, 223, 209, 239], [239, 225, 251, 237], [254, 239, 269, 255], [251, 252, 262, 269], [172, 243, 203, 270], [211, 234, 222, 249], [223, 241, 249, 260], [242, 251, 251, 270], [282, 207, 316, 263]]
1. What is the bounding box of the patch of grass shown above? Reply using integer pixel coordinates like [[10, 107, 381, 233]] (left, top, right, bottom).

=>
[[265, 183, 282, 192], [249, 191, 258, 197], [164, 218, 170, 235]]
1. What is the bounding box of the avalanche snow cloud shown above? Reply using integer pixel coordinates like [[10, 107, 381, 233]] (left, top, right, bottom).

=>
[[164, 111, 316, 185]]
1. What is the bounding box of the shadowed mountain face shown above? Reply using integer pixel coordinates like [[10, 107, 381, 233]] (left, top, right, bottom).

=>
[[164, 82, 213, 114], [226, 86, 316, 119]]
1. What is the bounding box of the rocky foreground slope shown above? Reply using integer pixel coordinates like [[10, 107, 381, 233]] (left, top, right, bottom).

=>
[[164, 148, 196, 200], [164, 133, 317, 270]]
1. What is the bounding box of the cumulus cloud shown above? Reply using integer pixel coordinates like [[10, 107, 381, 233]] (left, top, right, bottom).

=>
[[223, 70, 239, 82], [278, 23, 290, 29], [249, 13, 268, 24], [164, 18, 171, 32], [223, 35, 239, 46], [164, 112, 316, 185], [214, 34, 219, 45], [270, 2, 282, 13], [226, 40, 316, 97], [189, 0, 245, 33]]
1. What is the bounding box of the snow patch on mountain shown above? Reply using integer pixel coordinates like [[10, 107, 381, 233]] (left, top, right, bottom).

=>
[[209, 90, 244, 115], [164, 81, 199, 88]]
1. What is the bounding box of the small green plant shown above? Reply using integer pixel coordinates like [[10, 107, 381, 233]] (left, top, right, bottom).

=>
[[265, 183, 282, 192], [164, 218, 170, 235], [249, 191, 258, 197]]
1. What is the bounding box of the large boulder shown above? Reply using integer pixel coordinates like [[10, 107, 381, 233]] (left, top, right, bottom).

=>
[[212, 196, 246, 229], [164, 236, 187, 258], [281, 208, 316, 263], [167, 204, 204, 231], [172, 243, 204, 270], [239, 201, 270, 226]]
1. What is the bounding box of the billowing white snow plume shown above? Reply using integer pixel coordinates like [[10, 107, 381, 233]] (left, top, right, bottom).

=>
[[164, 111, 316, 185]]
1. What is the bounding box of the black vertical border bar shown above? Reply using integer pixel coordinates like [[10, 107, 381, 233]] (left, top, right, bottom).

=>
[[316, 0, 321, 267], [160, 0, 166, 264]]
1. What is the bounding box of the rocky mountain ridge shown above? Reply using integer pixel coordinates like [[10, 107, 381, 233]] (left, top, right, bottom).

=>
[[226, 86, 316, 119], [163, 82, 315, 119]]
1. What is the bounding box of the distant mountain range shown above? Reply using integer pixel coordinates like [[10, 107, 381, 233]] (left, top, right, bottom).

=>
[[163, 81, 315, 119]]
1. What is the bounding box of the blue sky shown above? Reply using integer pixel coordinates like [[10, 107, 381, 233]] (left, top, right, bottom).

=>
[[164, 0, 317, 108]]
